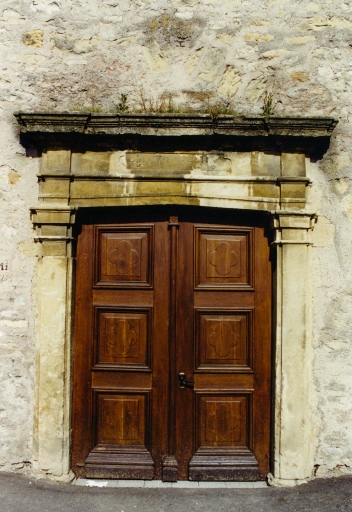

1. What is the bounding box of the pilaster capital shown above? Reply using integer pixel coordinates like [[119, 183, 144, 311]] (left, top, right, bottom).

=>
[[30, 206, 76, 256], [271, 210, 317, 246]]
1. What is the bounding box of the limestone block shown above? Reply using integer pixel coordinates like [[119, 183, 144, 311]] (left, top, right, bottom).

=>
[[251, 152, 280, 177], [109, 152, 130, 175], [116, 36, 136, 46], [198, 48, 225, 82], [51, 34, 99, 54], [40, 225, 68, 237], [23, 30, 44, 48], [126, 152, 202, 173], [8, 169, 20, 184], [39, 178, 70, 199], [42, 151, 71, 174], [281, 153, 306, 177], [35, 257, 72, 475], [70, 180, 128, 202], [218, 66, 241, 98], [216, 33, 234, 45], [286, 36, 315, 44], [308, 17, 352, 30], [290, 72, 310, 82], [245, 33, 273, 42], [244, 74, 267, 103], [40, 241, 69, 257], [229, 152, 252, 175], [2, 9, 23, 22], [262, 49, 289, 59], [71, 152, 112, 174], [142, 39, 169, 72], [280, 182, 306, 200], [251, 183, 280, 199], [279, 243, 313, 479], [31, 209, 73, 226], [204, 153, 232, 175], [185, 51, 201, 74], [249, 18, 271, 27]]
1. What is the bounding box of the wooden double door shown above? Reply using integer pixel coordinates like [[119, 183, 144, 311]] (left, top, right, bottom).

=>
[[72, 207, 272, 481]]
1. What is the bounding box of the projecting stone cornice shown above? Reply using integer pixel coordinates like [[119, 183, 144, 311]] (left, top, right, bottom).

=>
[[15, 112, 338, 158], [15, 112, 337, 136]]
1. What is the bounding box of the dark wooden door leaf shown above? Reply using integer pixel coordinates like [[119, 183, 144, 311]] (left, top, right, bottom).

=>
[[71, 208, 272, 481]]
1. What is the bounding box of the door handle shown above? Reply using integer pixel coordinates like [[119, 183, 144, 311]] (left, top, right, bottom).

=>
[[178, 372, 194, 389]]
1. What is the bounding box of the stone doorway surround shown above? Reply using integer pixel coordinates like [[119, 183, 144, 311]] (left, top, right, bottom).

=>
[[15, 113, 337, 485]]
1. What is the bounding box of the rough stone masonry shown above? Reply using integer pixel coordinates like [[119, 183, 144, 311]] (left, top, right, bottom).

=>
[[0, 0, 351, 481]]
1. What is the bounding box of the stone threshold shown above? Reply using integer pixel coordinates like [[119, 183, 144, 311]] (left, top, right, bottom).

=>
[[75, 479, 268, 489]]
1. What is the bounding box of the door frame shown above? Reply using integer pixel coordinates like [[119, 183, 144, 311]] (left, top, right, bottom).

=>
[[31, 203, 316, 486], [20, 113, 336, 485], [71, 208, 273, 481]]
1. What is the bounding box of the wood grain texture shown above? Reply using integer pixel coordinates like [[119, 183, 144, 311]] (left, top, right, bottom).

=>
[[71, 207, 272, 480]]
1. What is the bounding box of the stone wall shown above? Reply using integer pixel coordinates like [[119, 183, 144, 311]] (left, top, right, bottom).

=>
[[0, 0, 352, 478]]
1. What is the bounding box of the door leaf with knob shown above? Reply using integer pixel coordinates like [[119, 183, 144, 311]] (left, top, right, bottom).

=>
[[178, 372, 194, 389]]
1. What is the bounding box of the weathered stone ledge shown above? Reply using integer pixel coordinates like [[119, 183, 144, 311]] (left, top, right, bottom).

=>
[[15, 113, 338, 137], [36, 173, 312, 183]]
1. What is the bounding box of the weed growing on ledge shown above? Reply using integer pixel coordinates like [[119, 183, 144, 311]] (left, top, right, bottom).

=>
[[116, 93, 129, 113], [261, 91, 276, 118], [136, 89, 239, 116], [68, 90, 242, 116]]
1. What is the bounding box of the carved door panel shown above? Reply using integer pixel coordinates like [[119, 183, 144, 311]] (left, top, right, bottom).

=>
[[72, 208, 272, 481], [72, 219, 170, 479], [174, 221, 271, 480]]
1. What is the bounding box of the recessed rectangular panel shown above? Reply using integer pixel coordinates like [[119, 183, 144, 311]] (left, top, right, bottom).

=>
[[94, 307, 151, 370], [195, 227, 253, 289], [96, 392, 147, 446], [197, 394, 249, 449], [195, 309, 253, 371], [95, 226, 153, 288]]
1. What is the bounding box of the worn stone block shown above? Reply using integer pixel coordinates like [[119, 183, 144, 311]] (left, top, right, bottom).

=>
[[286, 36, 315, 44], [280, 182, 306, 199], [71, 152, 112, 174], [39, 178, 70, 199], [245, 33, 273, 42], [40, 225, 68, 237], [32, 207, 73, 225], [229, 153, 252, 175], [252, 183, 280, 199], [281, 153, 306, 177], [42, 151, 71, 174], [109, 152, 130, 175], [204, 153, 232, 175], [40, 241, 69, 257], [218, 66, 241, 98], [126, 152, 202, 173], [142, 39, 169, 72], [23, 30, 43, 47], [251, 152, 281, 177]]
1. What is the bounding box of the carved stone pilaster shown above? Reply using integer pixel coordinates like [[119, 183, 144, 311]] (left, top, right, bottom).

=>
[[269, 211, 317, 485], [31, 206, 76, 480]]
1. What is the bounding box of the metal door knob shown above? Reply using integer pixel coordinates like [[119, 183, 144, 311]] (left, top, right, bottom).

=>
[[178, 372, 194, 389]]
